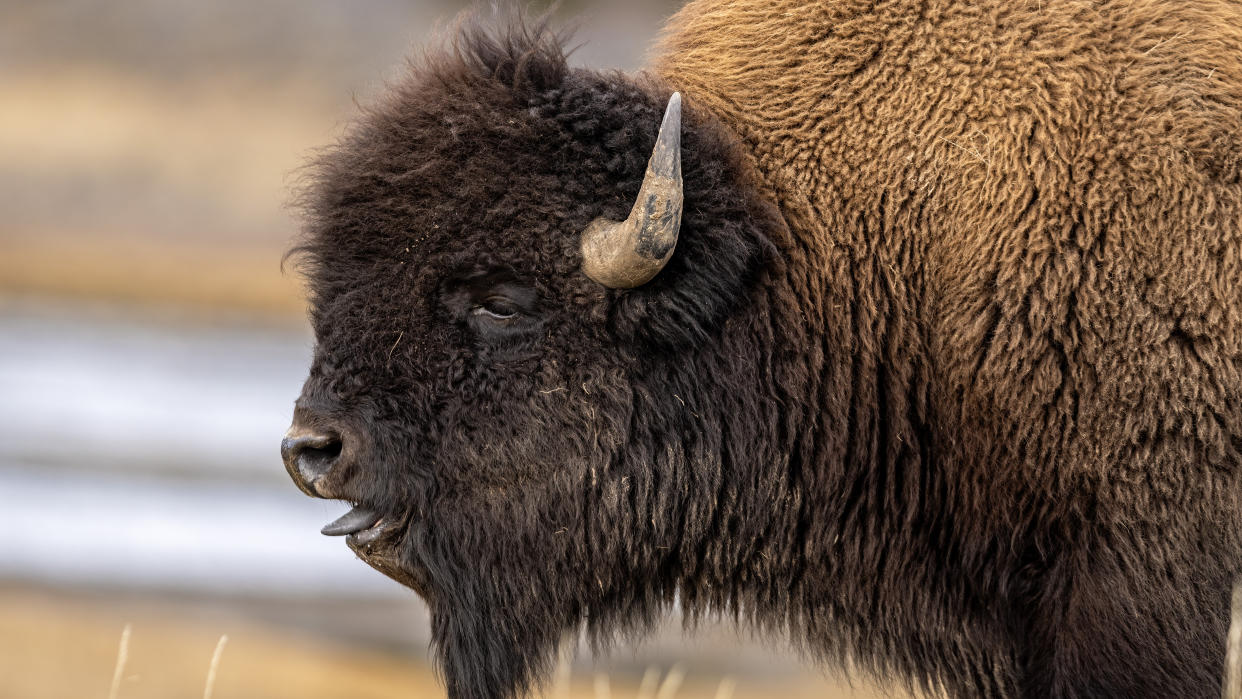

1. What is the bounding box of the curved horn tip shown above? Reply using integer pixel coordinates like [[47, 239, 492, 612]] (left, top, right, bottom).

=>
[[580, 91, 686, 289], [649, 92, 682, 178]]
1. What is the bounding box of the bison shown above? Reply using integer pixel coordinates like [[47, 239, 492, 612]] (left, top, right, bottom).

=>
[[281, 1, 1242, 697]]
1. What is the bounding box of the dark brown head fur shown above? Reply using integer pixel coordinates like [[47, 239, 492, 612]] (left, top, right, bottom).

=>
[[291, 15, 782, 699]]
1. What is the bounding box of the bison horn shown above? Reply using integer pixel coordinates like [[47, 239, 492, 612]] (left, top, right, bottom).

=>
[[581, 92, 683, 289]]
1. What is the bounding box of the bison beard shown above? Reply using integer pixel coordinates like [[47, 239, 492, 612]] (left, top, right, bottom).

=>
[[285, 3, 1242, 698]]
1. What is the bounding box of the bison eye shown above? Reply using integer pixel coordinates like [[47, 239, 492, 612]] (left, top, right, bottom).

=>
[[441, 271, 540, 345], [472, 297, 519, 321]]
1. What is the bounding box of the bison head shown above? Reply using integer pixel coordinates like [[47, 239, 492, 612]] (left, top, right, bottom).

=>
[[283, 17, 784, 699]]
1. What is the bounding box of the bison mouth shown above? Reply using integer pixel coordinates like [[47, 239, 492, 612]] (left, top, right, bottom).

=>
[[322, 503, 429, 595], [321, 504, 390, 545]]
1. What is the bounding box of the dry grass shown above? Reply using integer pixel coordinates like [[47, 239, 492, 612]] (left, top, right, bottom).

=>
[[1, 587, 445, 699], [0, 586, 884, 699], [1226, 581, 1242, 699], [203, 635, 228, 699], [108, 623, 131, 699]]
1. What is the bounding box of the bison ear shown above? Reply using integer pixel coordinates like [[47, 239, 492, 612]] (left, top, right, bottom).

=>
[[580, 92, 683, 288], [609, 189, 785, 351]]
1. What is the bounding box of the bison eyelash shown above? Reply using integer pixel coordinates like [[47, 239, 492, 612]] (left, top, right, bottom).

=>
[[470, 303, 518, 321]]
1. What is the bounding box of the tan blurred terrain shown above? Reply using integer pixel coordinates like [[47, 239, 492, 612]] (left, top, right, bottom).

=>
[[0, 0, 684, 320], [0, 585, 892, 699], [0, 67, 342, 319]]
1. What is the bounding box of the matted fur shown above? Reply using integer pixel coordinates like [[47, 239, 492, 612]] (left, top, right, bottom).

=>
[[291, 2, 1242, 697]]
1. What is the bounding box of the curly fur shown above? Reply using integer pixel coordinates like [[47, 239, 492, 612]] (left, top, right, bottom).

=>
[[291, 3, 1242, 697]]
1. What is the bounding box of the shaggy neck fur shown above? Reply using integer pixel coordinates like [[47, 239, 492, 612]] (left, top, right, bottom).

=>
[[617, 117, 973, 697]]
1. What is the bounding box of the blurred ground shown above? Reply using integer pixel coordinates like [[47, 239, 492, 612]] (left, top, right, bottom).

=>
[[0, 583, 891, 699]]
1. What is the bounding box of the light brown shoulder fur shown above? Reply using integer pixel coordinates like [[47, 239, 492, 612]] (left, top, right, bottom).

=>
[[657, 0, 1242, 501], [657, 1, 1242, 695]]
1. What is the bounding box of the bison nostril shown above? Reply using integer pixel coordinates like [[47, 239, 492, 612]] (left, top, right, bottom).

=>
[[281, 431, 343, 496], [299, 440, 342, 472]]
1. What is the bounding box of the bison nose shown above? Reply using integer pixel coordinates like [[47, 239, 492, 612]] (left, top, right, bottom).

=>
[[281, 429, 342, 497]]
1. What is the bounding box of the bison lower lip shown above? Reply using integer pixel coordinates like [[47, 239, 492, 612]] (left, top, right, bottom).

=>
[[321, 505, 382, 537], [346, 519, 388, 546]]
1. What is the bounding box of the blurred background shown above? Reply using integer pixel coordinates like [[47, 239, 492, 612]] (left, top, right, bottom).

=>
[[0, 2, 898, 697]]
